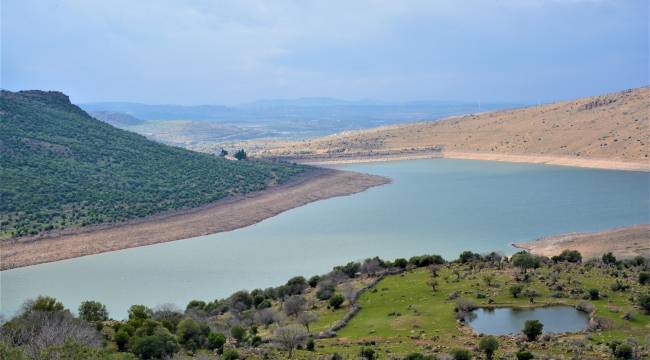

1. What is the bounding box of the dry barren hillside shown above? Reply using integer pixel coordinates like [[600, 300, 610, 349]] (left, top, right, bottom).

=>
[[252, 87, 649, 169]]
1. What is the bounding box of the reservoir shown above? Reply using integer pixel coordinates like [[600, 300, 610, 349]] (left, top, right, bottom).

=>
[[1, 159, 648, 318]]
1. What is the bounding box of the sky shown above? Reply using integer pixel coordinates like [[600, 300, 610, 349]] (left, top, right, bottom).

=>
[[1, 0, 648, 105]]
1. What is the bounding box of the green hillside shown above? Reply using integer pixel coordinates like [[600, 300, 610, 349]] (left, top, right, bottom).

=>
[[0, 90, 306, 238]]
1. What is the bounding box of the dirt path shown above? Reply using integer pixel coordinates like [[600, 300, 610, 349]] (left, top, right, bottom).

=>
[[513, 224, 650, 259], [0, 169, 389, 270]]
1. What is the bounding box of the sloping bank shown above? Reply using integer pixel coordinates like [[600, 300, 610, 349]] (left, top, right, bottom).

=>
[[0, 168, 389, 270]]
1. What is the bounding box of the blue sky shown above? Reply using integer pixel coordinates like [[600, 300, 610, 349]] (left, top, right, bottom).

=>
[[1, 0, 648, 105]]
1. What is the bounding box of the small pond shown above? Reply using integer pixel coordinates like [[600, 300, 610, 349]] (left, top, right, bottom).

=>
[[466, 306, 589, 335]]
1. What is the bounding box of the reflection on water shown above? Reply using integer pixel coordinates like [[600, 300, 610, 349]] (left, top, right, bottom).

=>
[[466, 306, 589, 335]]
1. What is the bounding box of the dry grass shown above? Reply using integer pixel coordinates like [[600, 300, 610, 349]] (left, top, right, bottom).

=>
[[247, 87, 650, 170]]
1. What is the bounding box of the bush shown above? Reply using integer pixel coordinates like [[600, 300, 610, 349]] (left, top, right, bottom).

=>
[[451, 348, 472, 360], [230, 325, 247, 343], [222, 349, 240, 360], [523, 320, 544, 341], [306, 338, 315, 351], [329, 294, 345, 309], [638, 294, 650, 314], [614, 343, 633, 359], [639, 272, 650, 285], [510, 285, 523, 298], [479, 336, 499, 360], [516, 350, 534, 360], [207, 332, 226, 350], [588, 288, 600, 300], [176, 317, 208, 351], [360, 347, 376, 359], [404, 353, 436, 360]]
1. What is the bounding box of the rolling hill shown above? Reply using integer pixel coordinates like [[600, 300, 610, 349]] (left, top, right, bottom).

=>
[[0, 90, 306, 239], [253, 87, 649, 167]]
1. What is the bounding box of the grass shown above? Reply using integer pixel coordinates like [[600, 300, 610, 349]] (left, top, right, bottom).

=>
[[313, 262, 650, 359]]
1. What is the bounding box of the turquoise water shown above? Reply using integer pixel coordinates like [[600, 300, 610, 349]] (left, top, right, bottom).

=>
[[466, 306, 589, 335], [1, 159, 648, 318]]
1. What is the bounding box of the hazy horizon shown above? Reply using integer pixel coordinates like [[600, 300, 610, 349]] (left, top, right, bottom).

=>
[[2, 0, 648, 105]]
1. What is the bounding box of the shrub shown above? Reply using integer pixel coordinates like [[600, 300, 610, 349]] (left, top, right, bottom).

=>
[[639, 272, 650, 285], [306, 338, 315, 351], [31, 296, 65, 312], [588, 288, 600, 300], [614, 343, 633, 359], [510, 285, 523, 298], [207, 332, 226, 350], [230, 325, 246, 343], [638, 294, 650, 314], [222, 349, 240, 360], [329, 294, 345, 309], [360, 347, 376, 359], [523, 320, 544, 341], [404, 353, 436, 360], [516, 350, 534, 360], [176, 317, 208, 351], [479, 336, 499, 360], [451, 348, 472, 360]]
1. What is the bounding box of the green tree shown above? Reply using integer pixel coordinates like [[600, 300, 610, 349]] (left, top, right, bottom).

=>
[[511, 252, 541, 274], [78, 301, 108, 322], [479, 336, 499, 360], [207, 332, 226, 350], [128, 305, 152, 321], [31, 296, 65, 312], [329, 294, 345, 309], [130, 327, 179, 359], [602, 252, 617, 265], [176, 318, 207, 351], [234, 149, 247, 160], [523, 320, 544, 341], [219, 149, 228, 157], [113, 330, 130, 352], [557, 250, 582, 263]]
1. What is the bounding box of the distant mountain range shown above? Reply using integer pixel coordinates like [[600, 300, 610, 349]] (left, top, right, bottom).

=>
[[80, 98, 521, 123], [88, 111, 144, 127]]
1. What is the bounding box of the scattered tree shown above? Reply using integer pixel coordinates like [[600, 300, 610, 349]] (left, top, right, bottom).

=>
[[523, 319, 544, 341], [234, 149, 247, 160], [78, 301, 108, 323], [297, 311, 318, 333], [273, 324, 307, 358], [329, 294, 345, 309], [479, 336, 499, 360], [602, 252, 617, 265]]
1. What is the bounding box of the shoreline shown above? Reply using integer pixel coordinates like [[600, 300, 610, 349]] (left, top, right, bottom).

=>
[[0, 168, 390, 270], [512, 224, 650, 259], [283, 150, 650, 172]]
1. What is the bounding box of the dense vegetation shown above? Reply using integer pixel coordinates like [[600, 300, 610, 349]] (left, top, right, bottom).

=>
[[0, 90, 306, 238], [2, 250, 648, 359]]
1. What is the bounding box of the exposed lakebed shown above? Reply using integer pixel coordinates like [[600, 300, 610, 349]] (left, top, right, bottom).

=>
[[2, 159, 648, 318]]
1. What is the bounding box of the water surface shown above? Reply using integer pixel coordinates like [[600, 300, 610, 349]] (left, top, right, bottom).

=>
[[466, 306, 589, 335], [1, 159, 648, 318]]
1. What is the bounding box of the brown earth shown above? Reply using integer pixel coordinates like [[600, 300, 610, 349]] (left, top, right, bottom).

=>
[[0, 168, 389, 270], [513, 224, 650, 259], [246, 87, 650, 171]]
